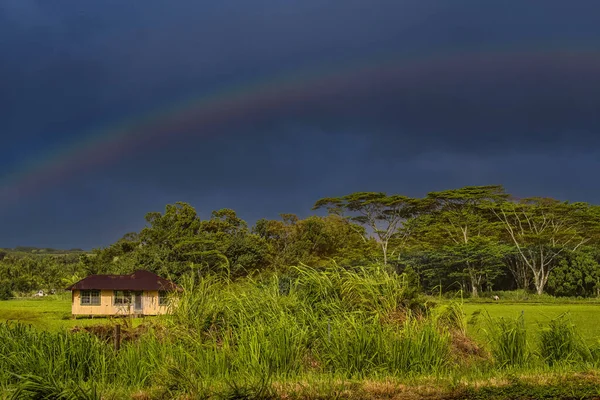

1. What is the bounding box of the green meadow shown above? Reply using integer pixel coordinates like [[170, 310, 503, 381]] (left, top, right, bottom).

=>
[[0, 295, 77, 330], [0, 295, 146, 331], [463, 302, 600, 345]]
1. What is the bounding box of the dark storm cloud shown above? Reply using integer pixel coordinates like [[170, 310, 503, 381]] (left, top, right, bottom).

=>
[[2, 0, 600, 247], [107, 50, 600, 170]]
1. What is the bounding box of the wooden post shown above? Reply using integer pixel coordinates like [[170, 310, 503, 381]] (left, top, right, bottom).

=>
[[114, 324, 121, 352]]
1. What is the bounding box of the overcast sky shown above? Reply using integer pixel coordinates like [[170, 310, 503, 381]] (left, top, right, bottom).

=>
[[2, 0, 600, 249]]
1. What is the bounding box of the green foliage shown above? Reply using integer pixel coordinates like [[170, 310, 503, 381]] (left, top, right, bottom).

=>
[[5, 187, 600, 397], [313, 192, 420, 266], [538, 313, 592, 366], [0, 266, 449, 396], [412, 186, 510, 298], [5, 280, 600, 398], [457, 377, 600, 400], [0, 283, 13, 300], [0, 323, 113, 385], [9, 374, 99, 400], [254, 214, 375, 271], [0, 252, 81, 295], [434, 302, 467, 334], [318, 316, 449, 378], [5, 185, 600, 304], [547, 250, 600, 297], [494, 198, 596, 295], [160, 265, 449, 392], [486, 314, 529, 368]]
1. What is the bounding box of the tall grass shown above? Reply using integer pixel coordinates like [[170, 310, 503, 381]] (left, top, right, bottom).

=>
[[484, 312, 600, 370], [9, 374, 99, 400], [538, 313, 595, 366], [434, 302, 467, 334], [485, 313, 529, 368], [2, 266, 600, 398], [0, 323, 114, 385]]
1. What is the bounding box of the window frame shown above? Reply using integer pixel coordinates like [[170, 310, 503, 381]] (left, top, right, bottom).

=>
[[80, 290, 101, 306], [158, 290, 169, 306], [113, 290, 132, 306]]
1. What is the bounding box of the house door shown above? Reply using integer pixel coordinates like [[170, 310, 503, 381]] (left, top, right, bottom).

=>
[[133, 291, 143, 313]]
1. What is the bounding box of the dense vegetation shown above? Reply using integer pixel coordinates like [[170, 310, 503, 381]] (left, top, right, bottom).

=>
[[3, 185, 600, 299], [3, 185, 600, 398], [3, 268, 600, 399]]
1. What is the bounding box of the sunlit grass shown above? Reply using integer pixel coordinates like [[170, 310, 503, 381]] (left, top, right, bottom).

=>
[[0, 295, 148, 331], [3, 274, 600, 398], [463, 303, 600, 345]]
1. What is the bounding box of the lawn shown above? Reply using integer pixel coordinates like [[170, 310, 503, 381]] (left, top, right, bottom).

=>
[[0, 295, 147, 331], [462, 302, 600, 345]]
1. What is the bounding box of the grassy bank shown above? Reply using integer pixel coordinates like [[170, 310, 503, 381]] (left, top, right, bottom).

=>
[[2, 268, 600, 399]]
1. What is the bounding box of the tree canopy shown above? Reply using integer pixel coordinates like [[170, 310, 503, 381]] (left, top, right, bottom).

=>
[[3, 185, 600, 298]]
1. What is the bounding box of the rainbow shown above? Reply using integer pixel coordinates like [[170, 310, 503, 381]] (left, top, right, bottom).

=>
[[2, 48, 599, 203]]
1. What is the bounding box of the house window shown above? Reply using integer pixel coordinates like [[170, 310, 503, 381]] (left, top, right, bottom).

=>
[[159, 291, 168, 306], [113, 290, 132, 305], [80, 290, 100, 306]]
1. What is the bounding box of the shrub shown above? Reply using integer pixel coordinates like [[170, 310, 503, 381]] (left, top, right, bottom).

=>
[[486, 313, 529, 367], [0, 283, 13, 300], [539, 313, 592, 366]]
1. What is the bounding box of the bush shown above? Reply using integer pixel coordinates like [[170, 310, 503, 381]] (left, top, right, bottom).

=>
[[486, 313, 529, 367], [0, 283, 13, 300], [539, 313, 592, 366]]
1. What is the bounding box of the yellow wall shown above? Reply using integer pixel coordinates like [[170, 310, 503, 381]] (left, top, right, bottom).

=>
[[71, 289, 172, 316]]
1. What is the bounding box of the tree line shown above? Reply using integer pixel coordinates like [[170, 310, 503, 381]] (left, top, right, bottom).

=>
[[2, 185, 600, 298]]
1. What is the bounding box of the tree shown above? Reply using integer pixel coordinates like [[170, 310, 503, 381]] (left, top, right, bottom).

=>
[[313, 192, 418, 266], [503, 251, 532, 290], [493, 198, 597, 295], [203, 208, 247, 236], [253, 213, 374, 270], [418, 186, 510, 297], [0, 283, 13, 300], [439, 237, 509, 296], [253, 215, 298, 270], [547, 249, 600, 297]]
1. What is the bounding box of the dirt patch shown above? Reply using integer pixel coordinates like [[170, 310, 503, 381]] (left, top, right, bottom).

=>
[[450, 331, 486, 357], [380, 309, 408, 325], [448, 330, 490, 366]]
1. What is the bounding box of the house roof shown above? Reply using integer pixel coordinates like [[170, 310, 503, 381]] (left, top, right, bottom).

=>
[[67, 270, 181, 291]]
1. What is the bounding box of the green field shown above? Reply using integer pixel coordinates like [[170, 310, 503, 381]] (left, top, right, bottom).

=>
[[0, 295, 146, 331], [462, 302, 600, 345]]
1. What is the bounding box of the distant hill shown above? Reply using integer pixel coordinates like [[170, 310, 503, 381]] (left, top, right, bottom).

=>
[[0, 247, 87, 255]]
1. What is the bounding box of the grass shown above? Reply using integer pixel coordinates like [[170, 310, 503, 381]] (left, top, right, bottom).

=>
[[463, 303, 600, 345], [0, 294, 147, 331], [485, 312, 529, 368], [3, 274, 600, 398]]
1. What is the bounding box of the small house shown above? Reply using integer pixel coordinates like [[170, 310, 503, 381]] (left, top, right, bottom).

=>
[[67, 270, 181, 317]]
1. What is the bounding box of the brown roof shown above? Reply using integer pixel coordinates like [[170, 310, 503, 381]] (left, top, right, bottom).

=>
[[67, 270, 181, 291]]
